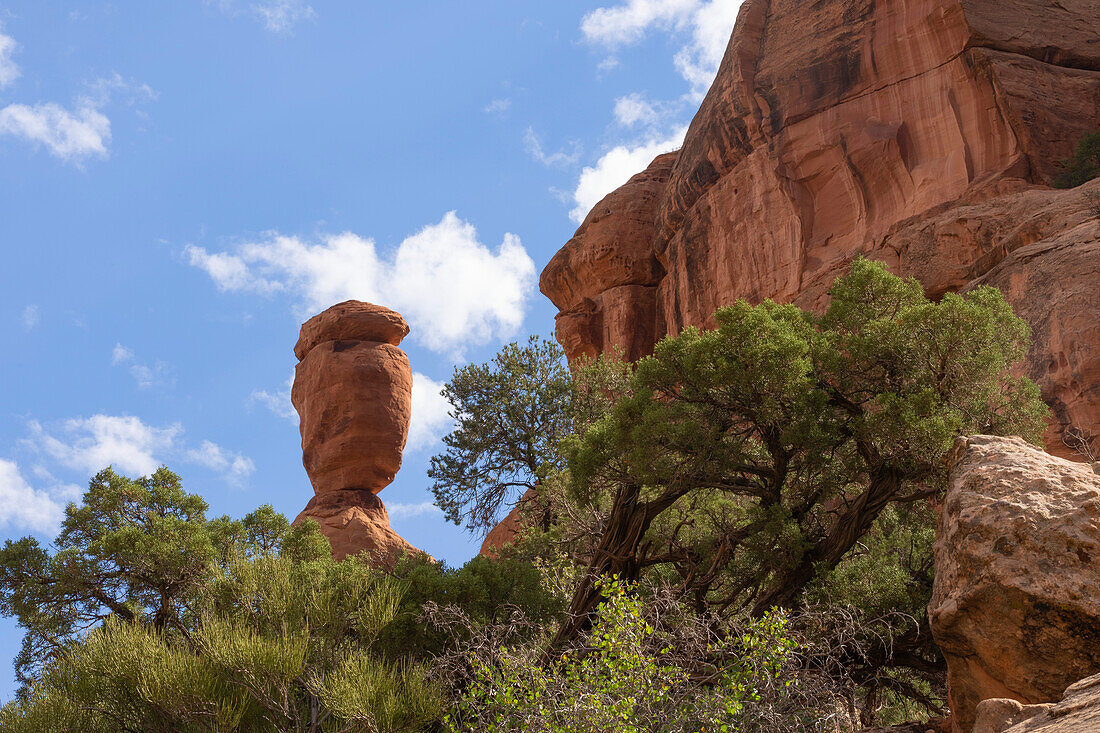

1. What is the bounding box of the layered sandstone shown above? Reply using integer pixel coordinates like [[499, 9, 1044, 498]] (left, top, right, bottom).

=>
[[929, 435, 1100, 733], [291, 301, 423, 564], [540, 0, 1100, 456]]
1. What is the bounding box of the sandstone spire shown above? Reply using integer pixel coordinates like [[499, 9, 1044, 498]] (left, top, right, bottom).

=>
[[291, 300, 425, 565]]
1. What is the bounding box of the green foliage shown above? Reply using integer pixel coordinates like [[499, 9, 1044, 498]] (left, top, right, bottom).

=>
[[376, 553, 564, 661], [564, 258, 1046, 611], [0, 468, 442, 731], [551, 259, 1047, 719], [0, 467, 217, 684], [1053, 131, 1100, 188], [448, 578, 799, 733], [429, 336, 572, 533]]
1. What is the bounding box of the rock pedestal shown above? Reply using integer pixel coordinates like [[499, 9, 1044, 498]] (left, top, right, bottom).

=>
[[291, 300, 425, 566]]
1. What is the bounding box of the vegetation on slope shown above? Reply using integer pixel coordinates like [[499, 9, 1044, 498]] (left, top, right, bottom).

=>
[[0, 260, 1049, 730]]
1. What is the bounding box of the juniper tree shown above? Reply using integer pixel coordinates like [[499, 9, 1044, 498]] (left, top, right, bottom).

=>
[[429, 336, 573, 534], [553, 259, 1048, 646]]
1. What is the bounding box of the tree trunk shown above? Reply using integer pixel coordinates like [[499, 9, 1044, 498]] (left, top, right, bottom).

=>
[[751, 466, 902, 615], [549, 483, 654, 649]]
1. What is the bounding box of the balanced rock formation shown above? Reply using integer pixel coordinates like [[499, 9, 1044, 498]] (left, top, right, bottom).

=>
[[929, 435, 1100, 732], [293, 301, 413, 496], [973, 674, 1100, 733], [540, 0, 1100, 456], [291, 301, 424, 565]]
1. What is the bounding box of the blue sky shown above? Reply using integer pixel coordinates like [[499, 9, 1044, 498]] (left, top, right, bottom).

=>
[[0, 0, 741, 698]]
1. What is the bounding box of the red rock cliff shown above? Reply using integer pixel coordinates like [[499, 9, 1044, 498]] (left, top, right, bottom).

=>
[[541, 0, 1100, 456]]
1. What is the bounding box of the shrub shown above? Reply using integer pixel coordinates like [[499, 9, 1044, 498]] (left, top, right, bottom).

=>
[[0, 469, 442, 732], [1053, 131, 1100, 188], [442, 578, 815, 733]]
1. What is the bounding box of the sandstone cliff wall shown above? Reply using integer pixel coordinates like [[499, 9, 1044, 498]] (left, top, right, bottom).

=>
[[541, 0, 1100, 456]]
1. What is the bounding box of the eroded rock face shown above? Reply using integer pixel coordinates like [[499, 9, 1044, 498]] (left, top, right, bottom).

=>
[[973, 674, 1100, 733], [541, 153, 675, 362], [929, 435, 1100, 733], [293, 302, 413, 496], [291, 301, 423, 564], [539, 0, 1100, 455]]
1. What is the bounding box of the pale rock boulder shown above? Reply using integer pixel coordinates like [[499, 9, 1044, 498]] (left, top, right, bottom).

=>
[[929, 435, 1100, 733], [973, 674, 1100, 733]]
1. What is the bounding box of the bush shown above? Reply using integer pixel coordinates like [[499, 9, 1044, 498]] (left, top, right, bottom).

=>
[[0, 469, 442, 732], [375, 553, 564, 661], [1054, 131, 1100, 188], [442, 578, 817, 733]]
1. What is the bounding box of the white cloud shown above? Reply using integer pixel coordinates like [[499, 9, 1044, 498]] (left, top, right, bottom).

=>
[[524, 127, 581, 168], [0, 37, 154, 164], [22, 304, 39, 330], [110, 343, 169, 389], [112, 343, 135, 365], [570, 126, 687, 223], [0, 28, 20, 89], [0, 101, 111, 162], [597, 57, 621, 73], [484, 98, 511, 115], [408, 372, 452, 452], [185, 440, 255, 484], [29, 415, 181, 478], [25, 415, 251, 485], [251, 0, 316, 33], [186, 212, 536, 356], [386, 500, 442, 521], [251, 374, 297, 421], [673, 0, 741, 97], [582, 0, 741, 99], [613, 93, 659, 127], [581, 0, 700, 47], [85, 73, 159, 108], [0, 459, 65, 534]]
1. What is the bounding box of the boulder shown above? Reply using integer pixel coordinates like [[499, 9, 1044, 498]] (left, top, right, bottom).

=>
[[293, 489, 422, 567], [293, 304, 413, 496], [294, 300, 410, 359], [929, 435, 1100, 732], [538, 0, 1100, 455], [973, 674, 1100, 733]]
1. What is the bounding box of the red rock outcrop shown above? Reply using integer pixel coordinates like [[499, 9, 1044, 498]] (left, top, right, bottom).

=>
[[293, 302, 414, 496], [291, 301, 424, 564], [539, 0, 1100, 456], [478, 488, 540, 559], [929, 435, 1100, 733], [295, 490, 420, 565], [973, 674, 1100, 733]]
